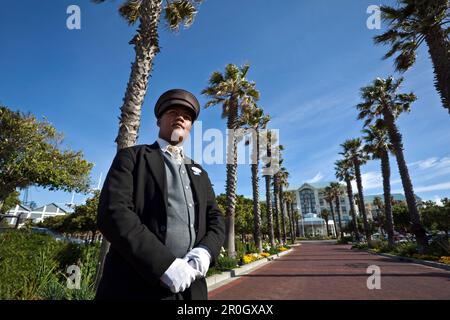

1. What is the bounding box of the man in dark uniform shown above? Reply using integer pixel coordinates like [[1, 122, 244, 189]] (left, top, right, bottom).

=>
[[95, 89, 225, 300]]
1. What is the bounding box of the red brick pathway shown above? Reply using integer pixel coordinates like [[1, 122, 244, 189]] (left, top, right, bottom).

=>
[[209, 241, 450, 300]]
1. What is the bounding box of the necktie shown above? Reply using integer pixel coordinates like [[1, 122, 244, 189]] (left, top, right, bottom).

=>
[[167, 145, 183, 164]]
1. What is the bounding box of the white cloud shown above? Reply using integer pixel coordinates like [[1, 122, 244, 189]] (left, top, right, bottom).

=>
[[409, 156, 450, 171], [414, 182, 450, 193], [307, 172, 324, 183], [406, 156, 450, 183], [409, 157, 444, 169], [350, 171, 382, 191]]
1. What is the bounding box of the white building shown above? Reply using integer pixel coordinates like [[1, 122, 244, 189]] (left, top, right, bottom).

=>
[[3, 203, 73, 227], [288, 182, 359, 233]]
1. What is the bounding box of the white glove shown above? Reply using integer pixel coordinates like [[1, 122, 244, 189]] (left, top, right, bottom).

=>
[[160, 258, 201, 293], [183, 246, 211, 278]]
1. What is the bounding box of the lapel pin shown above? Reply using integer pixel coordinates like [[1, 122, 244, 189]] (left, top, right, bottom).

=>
[[191, 167, 202, 175]]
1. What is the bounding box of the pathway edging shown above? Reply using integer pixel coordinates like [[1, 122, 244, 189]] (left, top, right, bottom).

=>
[[351, 247, 450, 271], [207, 245, 297, 292]]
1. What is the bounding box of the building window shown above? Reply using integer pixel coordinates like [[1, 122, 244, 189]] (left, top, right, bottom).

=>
[[299, 188, 316, 214]]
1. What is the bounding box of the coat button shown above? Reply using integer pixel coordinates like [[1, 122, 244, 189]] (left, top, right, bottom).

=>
[[160, 225, 166, 232]]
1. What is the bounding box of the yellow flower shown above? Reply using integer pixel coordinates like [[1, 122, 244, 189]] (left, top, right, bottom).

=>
[[242, 254, 254, 264], [439, 256, 450, 265]]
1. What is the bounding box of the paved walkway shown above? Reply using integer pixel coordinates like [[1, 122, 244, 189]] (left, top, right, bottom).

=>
[[209, 241, 450, 300]]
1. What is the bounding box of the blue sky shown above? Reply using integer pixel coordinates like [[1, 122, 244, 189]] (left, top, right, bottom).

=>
[[1, 0, 449, 208]]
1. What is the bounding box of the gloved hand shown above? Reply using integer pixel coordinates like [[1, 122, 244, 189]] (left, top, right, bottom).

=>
[[183, 246, 211, 278], [160, 258, 202, 293]]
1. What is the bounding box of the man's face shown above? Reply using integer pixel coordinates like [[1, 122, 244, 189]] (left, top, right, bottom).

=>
[[157, 105, 193, 144]]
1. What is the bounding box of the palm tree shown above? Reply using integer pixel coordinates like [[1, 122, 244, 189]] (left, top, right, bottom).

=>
[[324, 186, 338, 238], [362, 120, 395, 247], [92, 0, 203, 289], [271, 161, 284, 243], [330, 182, 344, 240], [320, 208, 331, 237], [270, 145, 284, 244], [374, 0, 450, 113], [289, 194, 298, 240], [202, 64, 260, 257], [356, 76, 428, 252], [335, 159, 360, 241], [277, 167, 289, 244], [261, 131, 278, 247], [372, 195, 387, 238], [239, 107, 270, 253], [93, 0, 203, 148], [283, 191, 296, 244], [340, 138, 372, 245]]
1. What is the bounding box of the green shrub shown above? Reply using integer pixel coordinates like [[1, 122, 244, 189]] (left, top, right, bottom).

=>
[[0, 230, 99, 300], [394, 242, 418, 257], [427, 237, 450, 257], [216, 255, 239, 271], [352, 243, 368, 250]]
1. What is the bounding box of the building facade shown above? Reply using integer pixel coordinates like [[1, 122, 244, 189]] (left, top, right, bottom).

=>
[[3, 203, 73, 227], [289, 182, 358, 227]]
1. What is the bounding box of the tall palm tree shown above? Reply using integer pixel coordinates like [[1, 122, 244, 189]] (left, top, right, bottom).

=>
[[202, 64, 260, 257], [374, 0, 450, 113], [320, 208, 331, 237], [335, 159, 360, 242], [330, 182, 344, 240], [324, 186, 338, 238], [261, 131, 278, 247], [277, 167, 289, 244], [289, 193, 298, 240], [283, 191, 296, 244], [356, 76, 428, 252], [92, 0, 203, 289], [93, 0, 203, 148], [362, 120, 396, 247], [270, 145, 284, 244], [239, 107, 270, 253], [340, 138, 372, 245]]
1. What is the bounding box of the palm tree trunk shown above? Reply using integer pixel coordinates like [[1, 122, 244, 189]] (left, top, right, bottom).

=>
[[115, 0, 162, 149], [251, 162, 262, 252], [335, 196, 343, 240], [285, 200, 293, 243], [329, 202, 338, 238], [424, 24, 450, 113], [354, 163, 371, 246], [273, 176, 281, 244], [289, 202, 295, 243], [380, 149, 395, 248], [279, 186, 287, 244], [94, 0, 162, 291], [345, 177, 360, 241], [325, 217, 330, 237], [291, 203, 298, 239], [265, 175, 275, 247], [225, 98, 239, 257], [383, 110, 428, 253]]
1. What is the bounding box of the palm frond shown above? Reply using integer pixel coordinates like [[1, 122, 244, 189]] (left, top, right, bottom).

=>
[[164, 0, 198, 32], [119, 0, 142, 25]]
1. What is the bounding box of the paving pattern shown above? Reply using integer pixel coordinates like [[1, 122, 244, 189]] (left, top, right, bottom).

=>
[[209, 241, 450, 300]]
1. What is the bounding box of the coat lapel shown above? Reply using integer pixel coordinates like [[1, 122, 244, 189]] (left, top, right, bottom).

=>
[[144, 142, 168, 210]]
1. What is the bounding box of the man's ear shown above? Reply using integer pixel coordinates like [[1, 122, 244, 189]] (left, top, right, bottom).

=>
[[157, 118, 161, 127]]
